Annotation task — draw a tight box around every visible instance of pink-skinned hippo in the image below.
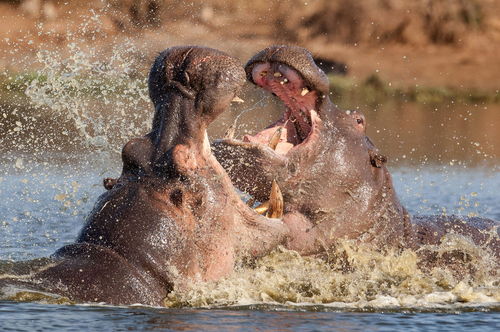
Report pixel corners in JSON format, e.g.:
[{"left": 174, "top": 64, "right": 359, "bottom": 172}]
[
  {"left": 212, "top": 45, "right": 499, "bottom": 259},
  {"left": 1, "top": 46, "right": 289, "bottom": 306}
]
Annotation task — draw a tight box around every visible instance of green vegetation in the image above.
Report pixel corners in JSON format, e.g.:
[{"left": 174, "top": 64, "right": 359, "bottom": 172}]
[
  {"left": 1, "top": 71, "right": 498, "bottom": 107},
  {"left": 329, "top": 74, "right": 500, "bottom": 106},
  {"left": 0, "top": 72, "right": 44, "bottom": 92},
  {"left": 0, "top": 71, "right": 148, "bottom": 100}
]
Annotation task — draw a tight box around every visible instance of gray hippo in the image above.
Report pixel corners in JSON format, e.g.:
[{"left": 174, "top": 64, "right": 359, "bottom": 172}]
[
  {"left": 212, "top": 45, "right": 500, "bottom": 259},
  {"left": 0, "top": 46, "right": 288, "bottom": 306}
]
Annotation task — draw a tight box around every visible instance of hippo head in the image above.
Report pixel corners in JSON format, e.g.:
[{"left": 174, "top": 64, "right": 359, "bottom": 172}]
[
  {"left": 213, "top": 46, "right": 411, "bottom": 254},
  {"left": 243, "top": 45, "right": 330, "bottom": 156},
  {"left": 34, "top": 47, "right": 289, "bottom": 306},
  {"left": 113, "top": 46, "right": 248, "bottom": 179}
]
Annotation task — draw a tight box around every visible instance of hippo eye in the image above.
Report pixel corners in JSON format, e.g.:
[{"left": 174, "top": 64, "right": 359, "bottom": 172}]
[{"left": 356, "top": 117, "right": 363, "bottom": 125}]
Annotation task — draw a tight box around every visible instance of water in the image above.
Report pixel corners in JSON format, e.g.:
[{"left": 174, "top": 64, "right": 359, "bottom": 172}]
[
  {"left": 0, "top": 154, "right": 105, "bottom": 261},
  {"left": 1, "top": 115, "right": 499, "bottom": 330},
  {"left": 1, "top": 20, "right": 499, "bottom": 330},
  {"left": 1, "top": 303, "right": 498, "bottom": 332},
  {"left": 1, "top": 302, "right": 497, "bottom": 332}
]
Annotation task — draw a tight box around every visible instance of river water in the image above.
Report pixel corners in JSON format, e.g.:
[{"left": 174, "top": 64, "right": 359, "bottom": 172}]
[{"left": 1, "top": 46, "right": 499, "bottom": 330}]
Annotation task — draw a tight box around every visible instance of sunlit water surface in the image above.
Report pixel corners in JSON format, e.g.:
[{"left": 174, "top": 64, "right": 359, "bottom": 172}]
[{"left": 1, "top": 123, "right": 499, "bottom": 331}]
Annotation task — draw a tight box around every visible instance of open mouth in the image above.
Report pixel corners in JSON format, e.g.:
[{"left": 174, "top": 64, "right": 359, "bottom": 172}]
[
  {"left": 205, "top": 128, "right": 285, "bottom": 219},
  {"left": 240, "top": 62, "right": 321, "bottom": 155},
  {"left": 210, "top": 61, "right": 323, "bottom": 217}
]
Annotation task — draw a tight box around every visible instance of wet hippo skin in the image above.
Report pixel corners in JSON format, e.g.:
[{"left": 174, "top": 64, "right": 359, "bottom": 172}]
[
  {"left": 212, "top": 45, "right": 500, "bottom": 258},
  {"left": 1, "top": 46, "right": 289, "bottom": 306}
]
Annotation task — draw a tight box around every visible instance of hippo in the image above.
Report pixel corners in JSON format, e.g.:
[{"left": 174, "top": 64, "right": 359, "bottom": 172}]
[
  {"left": 0, "top": 46, "right": 289, "bottom": 306},
  {"left": 212, "top": 45, "right": 500, "bottom": 259}
]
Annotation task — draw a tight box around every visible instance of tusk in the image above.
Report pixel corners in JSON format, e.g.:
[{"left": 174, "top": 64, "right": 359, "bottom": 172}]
[
  {"left": 301, "top": 88, "right": 309, "bottom": 96},
  {"left": 267, "top": 180, "right": 284, "bottom": 219},
  {"left": 231, "top": 96, "right": 245, "bottom": 103},
  {"left": 202, "top": 130, "right": 211, "bottom": 155},
  {"left": 268, "top": 127, "right": 283, "bottom": 150},
  {"left": 273, "top": 72, "right": 282, "bottom": 77},
  {"left": 254, "top": 201, "right": 269, "bottom": 215}
]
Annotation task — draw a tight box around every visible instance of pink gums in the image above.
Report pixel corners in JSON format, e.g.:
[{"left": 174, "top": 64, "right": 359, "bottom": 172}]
[{"left": 243, "top": 62, "right": 318, "bottom": 154}]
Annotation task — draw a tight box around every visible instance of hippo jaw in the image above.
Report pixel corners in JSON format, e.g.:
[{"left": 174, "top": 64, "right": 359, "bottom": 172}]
[
  {"left": 142, "top": 45, "right": 289, "bottom": 222},
  {"left": 240, "top": 62, "right": 324, "bottom": 156},
  {"left": 210, "top": 46, "right": 334, "bottom": 208},
  {"left": 213, "top": 44, "right": 332, "bottom": 164}
]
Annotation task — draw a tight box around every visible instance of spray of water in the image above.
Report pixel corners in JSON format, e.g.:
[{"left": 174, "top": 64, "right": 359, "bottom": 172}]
[
  {"left": 1, "top": 10, "right": 151, "bottom": 156},
  {"left": 165, "top": 240, "right": 499, "bottom": 310}
]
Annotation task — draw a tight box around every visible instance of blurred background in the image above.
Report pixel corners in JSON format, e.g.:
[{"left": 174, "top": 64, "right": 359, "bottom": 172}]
[
  {"left": 2, "top": 0, "right": 500, "bottom": 88},
  {"left": 0, "top": 0, "right": 499, "bottom": 163}
]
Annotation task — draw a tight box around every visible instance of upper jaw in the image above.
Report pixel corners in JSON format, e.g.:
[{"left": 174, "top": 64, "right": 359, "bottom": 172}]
[
  {"left": 245, "top": 45, "right": 330, "bottom": 97},
  {"left": 224, "top": 60, "right": 322, "bottom": 157}
]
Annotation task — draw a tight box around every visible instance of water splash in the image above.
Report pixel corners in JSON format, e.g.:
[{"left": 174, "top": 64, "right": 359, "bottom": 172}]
[
  {"left": 9, "top": 10, "right": 152, "bottom": 154},
  {"left": 165, "top": 241, "right": 499, "bottom": 310}
]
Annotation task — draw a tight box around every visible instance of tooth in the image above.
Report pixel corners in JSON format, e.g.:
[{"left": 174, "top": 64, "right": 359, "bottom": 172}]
[
  {"left": 301, "top": 88, "right": 309, "bottom": 96},
  {"left": 231, "top": 96, "right": 244, "bottom": 103},
  {"left": 273, "top": 72, "right": 282, "bottom": 77},
  {"left": 254, "top": 201, "right": 269, "bottom": 215},
  {"left": 203, "top": 130, "right": 211, "bottom": 155},
  {"left": 267, "top": 180, "right": 284, "bottom": 219},
  {"left": 280, "top": 78, "right": 289, "bottom": 85},
  {"left": 260, "top": 71, "right": 267, "bottom": 77},
  {"left": 268, "top": 127, "right": 283, "bottom": 150}
]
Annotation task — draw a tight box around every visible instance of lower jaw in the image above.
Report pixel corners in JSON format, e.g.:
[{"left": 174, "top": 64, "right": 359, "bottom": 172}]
[
  {"left": 241, "top": 109, "right": 319, "bottom": 156},
  {"left": 206, "top": 140, "right": 285, "bottom": 220},
  {"left": 213, "top": 112, "right": 320, "bottom": 217}
]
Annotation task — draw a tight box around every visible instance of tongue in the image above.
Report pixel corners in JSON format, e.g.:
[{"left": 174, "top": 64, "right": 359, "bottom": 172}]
[
  {"left": 287, "top": 111, "right": 311, "bottom": 142},
  {"left": 243, "top": 126, "right": 282, "bottom": 143}
]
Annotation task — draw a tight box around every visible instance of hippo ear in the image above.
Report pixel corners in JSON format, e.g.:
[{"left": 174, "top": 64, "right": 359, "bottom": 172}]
[{"left": 369, "top": 150, "right": 387, "bottom": 168}]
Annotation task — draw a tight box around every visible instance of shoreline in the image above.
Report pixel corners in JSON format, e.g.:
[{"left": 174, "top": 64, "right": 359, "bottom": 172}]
[{"left": 2, "top": 72, "right": 499, "bottom": 108}]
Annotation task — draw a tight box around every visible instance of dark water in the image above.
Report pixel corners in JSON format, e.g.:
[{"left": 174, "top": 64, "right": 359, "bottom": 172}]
[
  {"left": 1, "top": 302, "right": 499, "bottom": 332},
  {"left": 1, "top": 94, "right": 500, "bottom": 329}
]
